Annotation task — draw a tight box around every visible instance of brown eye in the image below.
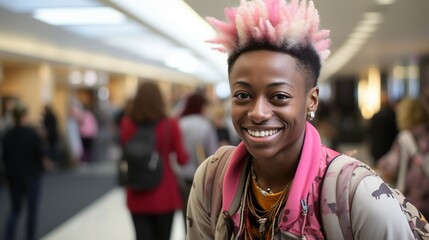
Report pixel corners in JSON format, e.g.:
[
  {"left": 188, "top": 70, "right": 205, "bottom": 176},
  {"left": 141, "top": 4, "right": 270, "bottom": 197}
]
[
  {"left": 272, "top": 93, "right": 289, "bottom": 101},
  {"left": 234, "top": 92, "right": 251, "bottom": 100}
]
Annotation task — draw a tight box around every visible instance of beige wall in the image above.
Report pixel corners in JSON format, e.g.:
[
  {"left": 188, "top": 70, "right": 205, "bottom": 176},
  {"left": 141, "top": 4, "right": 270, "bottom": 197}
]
[
  {"left": 52, "top": 83, "right": 70, "bottom": 135},
  {"left": 109, "top": 75, "right": 131, "bottom": 108},
  {"left": 0, "top": 64, "right": 54, "bottom": 125},
  {"left": 0, "top": 64, "right": 73, "bottom": 135}
]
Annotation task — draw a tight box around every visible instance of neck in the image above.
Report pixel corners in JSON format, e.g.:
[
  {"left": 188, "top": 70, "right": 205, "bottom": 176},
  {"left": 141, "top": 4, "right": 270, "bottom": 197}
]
[{"left": 251, "top": 155, "right": 297, "bottom": 193}]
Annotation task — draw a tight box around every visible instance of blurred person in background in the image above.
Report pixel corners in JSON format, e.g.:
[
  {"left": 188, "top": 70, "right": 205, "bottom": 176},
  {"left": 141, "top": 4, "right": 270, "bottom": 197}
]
[
  {"left": 66, "top": 104, "right": 83, "bottom": 166},
  {"left": 113, "top": 98, "right": 135, "bottom": 147},
  {"left": 377, "top": 98, "right": 429, "bottom": 218},
  {"left": 368, "top": 91, "right": 398, "bottom": 165},
  {"left": 312, "top": 101, "right": 338, "bottom": 148},
  {"left": 0, "top": 98, "right": 17, "bottom": 181},
  {"left": 0, "top": 98, "right": 16, "bottom": 132},
  {"left": 42, "top": 104, "right": 59, "bottom": 168},
  {"left": 211, "top": 102, "right": 232, "bottom": 147},
  {"left": 120, "top": 81, "right": 188, "bottom": 240},
  {"left": 73, "top": 104, "right": 98, "bottom": 164},
  {"left": 2, "top": 104, "right": 45, "bottom": 240},
  {"left": 222, "top": 97, "right": 241, "bottom": 146},
  {"left": 0, "top": 98, "right": 15, "bottom": 186},
  {"left": 177, "top": 92, "right": 219, "bottom": 228}
]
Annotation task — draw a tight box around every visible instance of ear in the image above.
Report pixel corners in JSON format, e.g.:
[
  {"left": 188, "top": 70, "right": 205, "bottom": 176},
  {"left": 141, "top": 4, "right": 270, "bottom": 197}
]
[{"left": 307, "top": 86, "right": 319, "bottom": 113}]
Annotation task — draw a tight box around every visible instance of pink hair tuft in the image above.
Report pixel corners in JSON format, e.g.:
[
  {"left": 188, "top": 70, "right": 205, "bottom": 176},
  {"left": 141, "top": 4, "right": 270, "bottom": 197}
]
[{"left": 206, "top": 0, "right": 331, "bottom": 62}]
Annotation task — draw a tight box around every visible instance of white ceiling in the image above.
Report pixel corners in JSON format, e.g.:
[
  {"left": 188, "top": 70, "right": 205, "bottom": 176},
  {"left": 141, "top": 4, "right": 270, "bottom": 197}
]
[{"left": 0, "top": 0, "right": 428, "bottom": 84}]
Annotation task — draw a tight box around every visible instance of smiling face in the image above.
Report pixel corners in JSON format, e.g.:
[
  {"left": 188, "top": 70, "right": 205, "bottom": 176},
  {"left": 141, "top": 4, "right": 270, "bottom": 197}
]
[{"left": 229, "top": 50, "right": 319, "bottom": 161}]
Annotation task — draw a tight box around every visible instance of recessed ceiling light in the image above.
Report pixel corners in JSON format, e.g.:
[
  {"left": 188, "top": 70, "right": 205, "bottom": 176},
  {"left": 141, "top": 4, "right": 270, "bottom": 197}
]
[
  {"left": 164, "top": 49, "right": 199, "bottom": 73},
  {"left": 83, "top": 70, "right": 98, "bottom": 86},
  {"left": 68, "top": 71, "right": 82, "bottom": 85},
  {"left": 375, "top": 0, "right": 395, "bottom": 5},
  {"left": 362, "top": 12, "right": 383, "bottom": 24},
  {"left": 32, "top": 7, "right": 126, "bottom": 26}
]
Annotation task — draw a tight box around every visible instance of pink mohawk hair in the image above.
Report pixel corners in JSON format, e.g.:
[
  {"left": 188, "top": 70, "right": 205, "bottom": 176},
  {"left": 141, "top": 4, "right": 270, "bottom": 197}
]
[{"left": 206, "top": 0, "right": 331, "bottom": 62}]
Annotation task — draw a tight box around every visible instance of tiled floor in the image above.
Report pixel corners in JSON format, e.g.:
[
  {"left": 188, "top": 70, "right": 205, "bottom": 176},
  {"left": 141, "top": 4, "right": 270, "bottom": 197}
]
[{"left": 40, "top": 187, "right": 185, "bottom": 240}]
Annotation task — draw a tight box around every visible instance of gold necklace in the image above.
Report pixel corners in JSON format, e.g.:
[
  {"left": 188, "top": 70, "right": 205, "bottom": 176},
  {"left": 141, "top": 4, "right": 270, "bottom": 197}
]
[
  {"left": 251, "top": 164, "right": 273, "bottom": 197},
  {"left": 244, "top": 166, "right": 293, "bottom": 239}
]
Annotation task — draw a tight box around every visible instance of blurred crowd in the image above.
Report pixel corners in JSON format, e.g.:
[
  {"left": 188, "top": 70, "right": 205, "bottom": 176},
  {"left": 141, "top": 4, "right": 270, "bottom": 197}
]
[
  {"left": 0, "top": 83, "right": 240, "bottom": 240},
  {"left": 313, "top": 88, "right": 429, "bottom": 219}
]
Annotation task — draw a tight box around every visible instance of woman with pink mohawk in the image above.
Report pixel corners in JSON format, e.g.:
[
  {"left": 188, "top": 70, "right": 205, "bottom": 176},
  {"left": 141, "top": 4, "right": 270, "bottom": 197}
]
[{"left": 186, "top": 0, "right": 427, "bottom": 239}]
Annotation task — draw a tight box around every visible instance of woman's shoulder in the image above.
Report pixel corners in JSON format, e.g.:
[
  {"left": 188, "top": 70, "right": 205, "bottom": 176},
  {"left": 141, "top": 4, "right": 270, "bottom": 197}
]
[
  {"left": 120, "top": 115, "right": 135, "bottom": 127},
  {"left": 180, "top": 114, "right": 209, "bottom": 123},
  {"left": 157, "top": 117, "right": 179, "bottom": 128}
]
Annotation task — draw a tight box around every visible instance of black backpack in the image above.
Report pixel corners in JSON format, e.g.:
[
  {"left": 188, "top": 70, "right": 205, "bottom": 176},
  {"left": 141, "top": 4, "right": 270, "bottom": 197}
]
[{"left": 122, "top": 122, "right": 164, "bottom": 190}]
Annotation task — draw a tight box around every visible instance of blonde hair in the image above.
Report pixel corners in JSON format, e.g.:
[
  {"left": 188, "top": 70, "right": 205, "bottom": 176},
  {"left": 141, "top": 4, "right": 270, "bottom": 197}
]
[{"left": 396, "top": 98, "right": 428, "bottom": 131}]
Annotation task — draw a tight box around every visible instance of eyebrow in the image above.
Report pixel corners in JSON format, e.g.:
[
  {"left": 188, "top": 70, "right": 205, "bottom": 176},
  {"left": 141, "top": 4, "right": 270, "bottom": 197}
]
[{"left": 233, "top": 80, "right": 293, "bottom": 89}]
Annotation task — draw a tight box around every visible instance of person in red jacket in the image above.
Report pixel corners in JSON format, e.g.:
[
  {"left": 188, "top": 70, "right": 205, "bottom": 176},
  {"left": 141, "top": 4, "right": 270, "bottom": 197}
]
[{"left": 120, "top": 81, "right": 188, "bottom": 240}]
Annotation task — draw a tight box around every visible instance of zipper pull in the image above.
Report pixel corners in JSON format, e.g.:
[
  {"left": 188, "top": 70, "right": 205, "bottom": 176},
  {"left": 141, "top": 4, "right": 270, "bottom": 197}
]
[
  {"left": 300, "top": 199, "right": 308, "bottom": 240},
  {"left": 223, "top": 211, "right": 234, "bottom": 239},
  {"left": 300, "top": 199, "right": 308, "bottom": 215}
]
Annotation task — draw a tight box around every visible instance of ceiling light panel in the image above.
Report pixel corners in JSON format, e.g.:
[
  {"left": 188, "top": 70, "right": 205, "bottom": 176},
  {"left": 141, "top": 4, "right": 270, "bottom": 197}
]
[
  {"left": 109, "top": 0, "right": 227, "bottom": 80},
  {"left": 164, "top": 48, "right": 199, "bottom": 73},
  {"left": 64, "top": 20, "right": 150, "bottom": 39},
  {"left": 375, "top": 0, "right": 395, "bottom": 5},
  {"left": 32, "top": 7, "right": 127, "bottom": 26},
  {"left": 103, "top": 33, "right": 178, "bottom": 63},
  {"left": 0, "top": 0, "right": 100, "bottom": 13}
]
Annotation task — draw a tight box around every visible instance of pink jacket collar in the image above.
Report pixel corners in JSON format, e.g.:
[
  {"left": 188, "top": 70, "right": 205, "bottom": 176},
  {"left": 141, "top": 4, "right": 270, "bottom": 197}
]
[{"left": 222, "top": 122, "right": 322, "bottom": 226}]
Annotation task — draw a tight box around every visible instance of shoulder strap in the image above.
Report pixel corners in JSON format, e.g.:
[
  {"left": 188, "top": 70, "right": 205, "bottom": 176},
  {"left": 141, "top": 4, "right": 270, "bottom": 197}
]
[
  {"left": 392, "top": 188, "right": 429, "bottom": 239},
  {"left": 320, "top": 154, "right": 373, "bottom": 240},
  {"left": 203, "top": 145, "right": 236, "bottom": 228},
  {"left": 321, "top": 154, "right": 429, "bottom": 240}
]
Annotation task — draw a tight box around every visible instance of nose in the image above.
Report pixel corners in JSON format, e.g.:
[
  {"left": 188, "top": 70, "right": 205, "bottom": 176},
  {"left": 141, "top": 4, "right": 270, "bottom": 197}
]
[{"left": 248, "top": 98, "right": 272, "bottom": 123}]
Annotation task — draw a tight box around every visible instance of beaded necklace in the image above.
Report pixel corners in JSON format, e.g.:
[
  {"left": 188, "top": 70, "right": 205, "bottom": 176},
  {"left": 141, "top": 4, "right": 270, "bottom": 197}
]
[{"left": 244, "top": 164, "right": 293, "bottom": 239}]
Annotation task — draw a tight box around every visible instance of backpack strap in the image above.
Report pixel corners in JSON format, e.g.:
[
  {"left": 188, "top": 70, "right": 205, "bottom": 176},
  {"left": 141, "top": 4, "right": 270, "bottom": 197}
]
[
  {"left": 320, "top": 154, "right": 374, "bottom": 240},
  {"left": 202, "top": 145, "right": 236, "bottom": 231},
  {"left": 392, "top": 188, "right": 429, "bottom": 239},
  {"left": 321, "top": 154, "right": 429, "bottom": 240}
]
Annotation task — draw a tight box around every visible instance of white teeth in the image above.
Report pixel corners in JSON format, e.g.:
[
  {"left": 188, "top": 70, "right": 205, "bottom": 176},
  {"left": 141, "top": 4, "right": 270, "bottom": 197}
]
[{"left": 247, "top": 129, "right": 279, "bottom": 138}]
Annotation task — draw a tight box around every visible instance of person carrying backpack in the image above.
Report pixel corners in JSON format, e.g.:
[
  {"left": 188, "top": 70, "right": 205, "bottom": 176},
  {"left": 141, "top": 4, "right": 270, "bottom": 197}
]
[
  {"left": 120, "top": 81, "right": 188, "bottom": 240},
  {"left": 186, "top": 0, "right": 429, "bottom": 239}
]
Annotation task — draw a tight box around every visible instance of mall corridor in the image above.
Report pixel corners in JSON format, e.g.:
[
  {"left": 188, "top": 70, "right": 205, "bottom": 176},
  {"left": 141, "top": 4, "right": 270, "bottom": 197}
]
[
  {"left": 0, "top": 144, "right": 186, "bottom": 240},
  {"left": 0, "top": 0, "right": 427, "bottom": 239}
]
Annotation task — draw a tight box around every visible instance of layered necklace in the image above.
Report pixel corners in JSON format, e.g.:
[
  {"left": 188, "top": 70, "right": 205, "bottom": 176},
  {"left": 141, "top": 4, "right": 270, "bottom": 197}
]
[{"left": 243, "top": 164, "right": 293, "bottom": 239}]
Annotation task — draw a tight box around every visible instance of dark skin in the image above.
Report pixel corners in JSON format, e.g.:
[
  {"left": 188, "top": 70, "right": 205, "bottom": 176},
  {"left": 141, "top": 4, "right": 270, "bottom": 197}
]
[{"left": 229, "top": 50, "right": 319, "bottom": 193}]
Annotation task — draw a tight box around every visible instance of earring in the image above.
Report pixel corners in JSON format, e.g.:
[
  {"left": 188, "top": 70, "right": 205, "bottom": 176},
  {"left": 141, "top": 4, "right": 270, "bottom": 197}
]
[{"left": 307, "top": 111, "right": 315, "bottom": 121}]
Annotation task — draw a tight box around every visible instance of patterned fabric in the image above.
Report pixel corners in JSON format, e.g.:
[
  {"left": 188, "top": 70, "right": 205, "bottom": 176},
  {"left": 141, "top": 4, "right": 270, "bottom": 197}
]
[{"left": 321, "top": 155, "right": 421, "bottom": 239}]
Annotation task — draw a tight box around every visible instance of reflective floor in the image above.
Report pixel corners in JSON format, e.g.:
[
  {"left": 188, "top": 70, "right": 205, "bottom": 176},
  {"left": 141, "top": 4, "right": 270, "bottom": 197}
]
[{"left": 40, "top": 188, "right": 185, "bottom": 240}]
